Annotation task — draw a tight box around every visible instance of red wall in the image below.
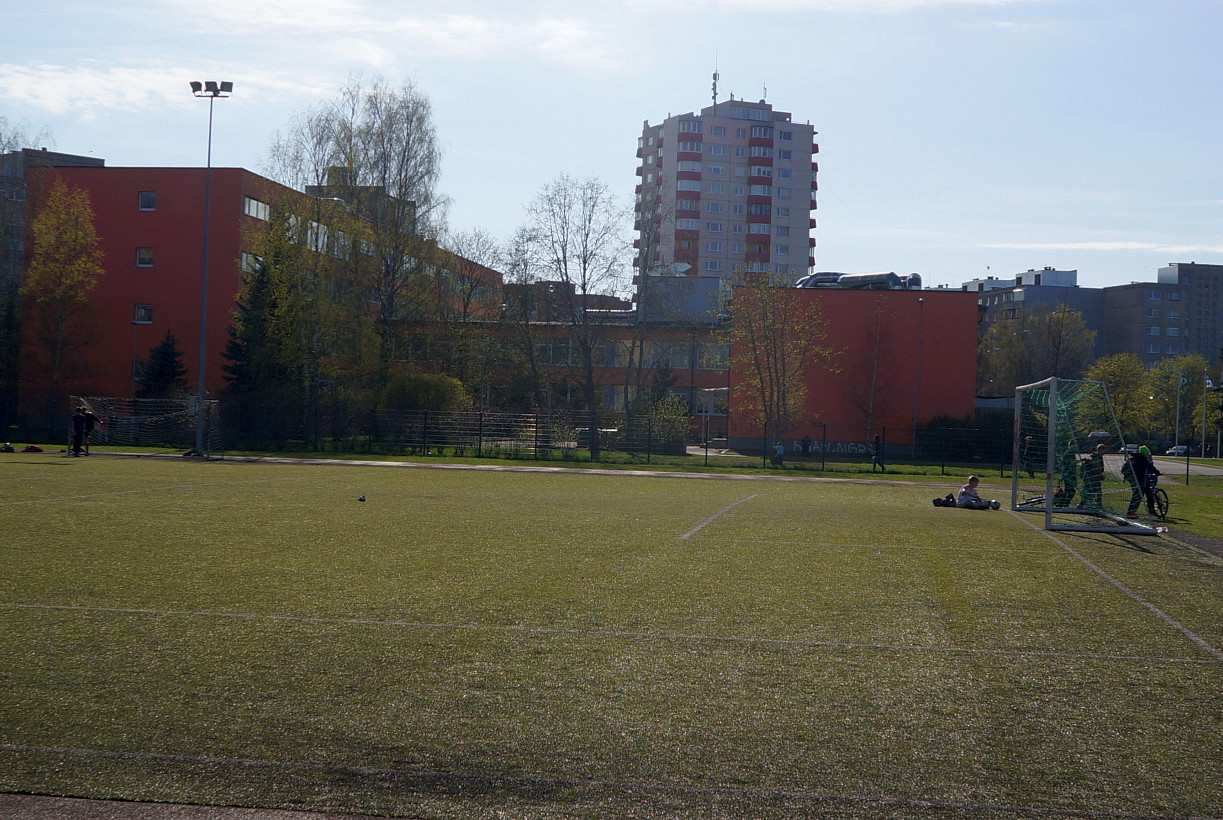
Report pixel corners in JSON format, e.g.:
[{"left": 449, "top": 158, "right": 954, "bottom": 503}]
[
  {"left": 21, "top": 166, "right": 283, "bottom": 414},
  {"left": 728, "top": 287, "right": 979, "bottom": 445}
]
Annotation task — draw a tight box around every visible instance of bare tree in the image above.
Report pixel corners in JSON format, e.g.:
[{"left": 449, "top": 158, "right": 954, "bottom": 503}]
[
  {"left": 843, "top": 294, "right": 904, "bottom": 439},
  {"left": 522, "top": 174, "right": 630, "bottom": 456},
  {"left": 267, "top": 75, "right": 448, "bottom": 386},
  {"left": 724, "top": 273, "right": 837, "bottom": 451}
]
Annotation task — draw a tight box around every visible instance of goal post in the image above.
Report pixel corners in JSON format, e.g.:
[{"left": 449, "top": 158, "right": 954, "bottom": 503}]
[
  {"left": 1012, "top": 378, "right": 1155, "bottom": 534},
  {"left": 70, "top": 396, "right": 223, "bottom": 455}
]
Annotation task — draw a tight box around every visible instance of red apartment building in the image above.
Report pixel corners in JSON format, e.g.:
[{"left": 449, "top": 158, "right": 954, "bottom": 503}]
[
  {"left": 727, "top": 287, "right": 980, "bottom": 449},
  {"left": 21, "top": 166, "right": 288, "bottom": 421}
]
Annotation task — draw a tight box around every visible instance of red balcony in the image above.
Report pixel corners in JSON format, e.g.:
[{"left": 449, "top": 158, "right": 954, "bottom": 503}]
[
  {"left": 812, "top": 143, "right": 819, "bottom": 153},
  {"left": 746, "top": 213, "right": 770, "bottom": 223},
  {"left": 674, "top": 229, "right": 699, "bottom": 241},
  {"left": 745, "top": 251, "right": 770, "bottom": 263},
  {"left": 747, "top": 195, "right": 772, "bottom": 206},
  {"left": 808, "top": 255, "right": 817, "bottom": 266},
  {"left": 677, "top": 151, "right": 702, "bottom": 162},
  {"left": 749, "top": 137, "right": 773, "bottom": 148},
  {"left": 809, "top": 218, "right": 817, "bottom": 229},
  {"left": 677, "top": 171, "right": 702, "bottom": 181}
]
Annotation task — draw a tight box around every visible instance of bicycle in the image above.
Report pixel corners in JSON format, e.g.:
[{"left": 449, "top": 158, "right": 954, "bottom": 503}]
[{"left": 1147, "top": 473, "right": 1169, "bottom": 520}]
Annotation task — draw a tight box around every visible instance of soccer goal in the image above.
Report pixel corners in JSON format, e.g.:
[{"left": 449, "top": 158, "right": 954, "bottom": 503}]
[
  {"left": 70, "top": 396, "right": 223, "bottom": 455},
  {"left": 1012, "top": 378, "right": 1155, "bottom": 534}
]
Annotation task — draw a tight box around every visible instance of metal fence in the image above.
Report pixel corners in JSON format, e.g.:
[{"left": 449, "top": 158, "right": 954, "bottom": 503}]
[{"left": 365, "top": 409, "right": 686, "bottom": 462}]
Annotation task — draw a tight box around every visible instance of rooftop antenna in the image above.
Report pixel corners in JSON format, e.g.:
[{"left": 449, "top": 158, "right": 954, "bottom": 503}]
[
  {"left": 712, "top": 66, "right": 720, "bottom": 107},
  {"left": 762, "top": 82, "right": 768, "bottom": 102}
]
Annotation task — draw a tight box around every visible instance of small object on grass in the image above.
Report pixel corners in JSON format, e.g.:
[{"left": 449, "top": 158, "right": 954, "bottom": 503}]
[
  {"left": 358, "top": 495, "right": 366, "bottom": 502},
  {"left": 989, "top": 500, "right": 1001, "bottom": 510}
]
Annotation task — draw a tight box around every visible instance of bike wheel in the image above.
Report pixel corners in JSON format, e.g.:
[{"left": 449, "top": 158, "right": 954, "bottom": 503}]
[{"left": 1153, "top": 488, "right": 1169, "bottom": 519}]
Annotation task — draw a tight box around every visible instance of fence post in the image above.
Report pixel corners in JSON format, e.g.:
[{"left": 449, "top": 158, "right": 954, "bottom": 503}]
[
  {"left": 646, "top": 417, "right": 652, "bottom": 465},
  {"left": 534, "top": 412, "right": 540, "bottom": 460}
]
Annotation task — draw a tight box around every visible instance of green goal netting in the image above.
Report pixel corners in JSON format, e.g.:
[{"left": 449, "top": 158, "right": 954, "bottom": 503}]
[
  {"left": 1012, "top": 378, "right": 1155, "bottom": 534},
  {"left": 70, "top": 396, "right": 223, "bottom": 455}
]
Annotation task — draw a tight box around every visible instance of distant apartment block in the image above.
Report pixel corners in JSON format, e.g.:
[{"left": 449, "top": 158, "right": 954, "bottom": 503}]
[
  {"left": 634, "top": 96, "right": 817, "bottom": 288},
  {"left": 1158, "top": 262, "right": 1223, "bottom": 362}
]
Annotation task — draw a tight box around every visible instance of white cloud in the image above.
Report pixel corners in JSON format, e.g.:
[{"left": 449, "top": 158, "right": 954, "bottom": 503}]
[
  {"left": 983, "top": 241, "right": 1223, "bottom": 254},
  {"left": 0, "top": 62, "right": 330, "bottom": 116},
  {"left": 629, "top": 0, "right": 1053, "bottom": 11}
]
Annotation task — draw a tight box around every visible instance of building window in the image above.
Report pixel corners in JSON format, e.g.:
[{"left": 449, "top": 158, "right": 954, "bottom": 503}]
[
  {"left": 1146, "top": 308, "right": 1161, "bottom": 318},
  {"left": 706, "top": 222, "right": 724, "bottom": 232},
  {"left": 777, "top": 168, "right": 792, "bottom": 179},
  {"left": 244, "top": 196, "right": 270, "bottom": 221},
  {"left": 707, "top": 164, "right": 726, "bottom": 175},
  {"left": 733, "top": 166, "right": 746, "bottom": 178},
  {"left": 776, "top": 187, "right": 791, "bottom": 198},
  {"left": 1168, "top": 309, "right": 1180, "bottom": 318},
  {"left": 705, "top": 260, "right": 723, "bottom": 271},
  {"left": 710, "top": 125, "right": 726, "bottom": 136},
  {"left": 1147, "top": 344, "right": 1161, "bottom": 354},
  {"left": 732, "top": 242, "right": 745, "bottom": 253},
  {"left": 775, "top": 207, "right": 790, "bottom": 216},
  {"left": 1166, "top": 327, "right": 1180, "bottom": 337},
  {"left": 679, "top": 120, "right": 702, "bottom": 133},
  {"left": 731, "top": 224, "right": 744, "bottom": 234},
  {"left": 1147, "top": 290, "right": 1162, "bottom": 300},
  {"left": 676, "top": 198, "right": 698, "bottom": 211},
  {"left": 733, "top": 185, "right": 745, "bottom": 196},
  {"left": 675, "top": 218, "right": 699, "bottom": 230},
  {"left": 748, "top": 224, "right": 771, "bottom": 235},
  {"left": 749, "top": 185, "right": 772, "bottom": 196},
  {"left": 748, "top": 203, "right": 771, "bottom": 216},
  {"left": 736, "top": 128, "right": 747, "bottom": 138},
  {"left": 706, "top": 240, "right": 724, "bottom": 252},
  {"left": 778, "top": 150, "right": 792, "bottom": 160},
  {"left": 707, "top": 144, "right": 726, "bottom": 156},
  {"left": 779, "top": 130, "right": 793, "bottom": 140},
  {"left": 138, "top": 191, "right": 157, "bottom": 211},
  {"left": 732, "top": 204, "right": 744, "bottom": 215},
  {"left": 1166, "top": 344, "right": 1180, "bottom": 354},
  {"left": 706, "top": 202, "right": 725, "bottom": 213},
  {"left": 1146, "top": 326, "right": 1161, "bottom": 336},
  {"left": 679, "top": 141, "right": 701, "bottom": 152},
  {"left": 734, "top": 147, "right": 746, "bottom": 158},
  {"left": 775, "top": 244, "right": 789, "bottom": 256},
  {"left": 749, "top": 166, "right": 773, "bottom": 177},
  {"left": 776, "top": 226, "right": 790, "bottom": 236},
  {"left": 708, "top": 182, "right": 726, "bottom": 194},
  {"left": 133, "top": 304, "right": 153, "bottom": 324},
  {"left": 750, "top": 126, "right": 773, "bottom": 138},
  {"left": 750, "top": 145, "right": 773, "bottom": 157},
  {"left": 136, "top": 248, "right": 154, "bottom": 267},
  {"left": 677, "top": 160, "right": 701, "bottom": 172},
  {"left": 1168, "top": 291, "right": 1181, "bottom": 300},
  {"left": 677, "top": 180, "right": 701, "bottom": 191}
]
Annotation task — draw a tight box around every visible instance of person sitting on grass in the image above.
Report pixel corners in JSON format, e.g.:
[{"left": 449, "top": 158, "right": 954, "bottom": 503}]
[{"left": 957, "top": 475, "right": 999, "bottom": 510}]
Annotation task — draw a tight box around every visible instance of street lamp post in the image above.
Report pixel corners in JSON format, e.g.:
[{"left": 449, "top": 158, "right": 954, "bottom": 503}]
[{"left": 189, "top": 80, "right": 233, "bottom": 456}]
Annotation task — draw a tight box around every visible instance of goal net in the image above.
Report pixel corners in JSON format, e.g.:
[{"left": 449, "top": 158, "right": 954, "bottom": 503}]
[
  {"left": 1012, "top": 378, "right": 1154, "bottom": 534},
  {"left": 70, "top": 396, "right": 223, "bottom": 455}
]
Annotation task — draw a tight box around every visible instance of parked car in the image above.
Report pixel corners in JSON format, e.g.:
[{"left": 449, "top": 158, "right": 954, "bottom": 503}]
[
  {"left": 1121, "top": 443, "right": 1140, "bottom": 454},
  {"left": 1166, "top": 445, "right": 1189, "bottom": 456}
]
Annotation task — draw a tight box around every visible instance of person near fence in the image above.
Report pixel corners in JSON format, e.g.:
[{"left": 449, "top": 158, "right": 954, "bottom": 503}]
[
  {"left": 1079, "top": 443, "right": 1105, "bottom": 510},
  {"left": 871, "top": 434, "right": 884, "bottom": 472},
  {"left": 70, "top": 407, "right": 87, "bottom": 456},
  {"left": 1130, "top": 445, "right": 1160, "bottom": 516},
  {"left": 1055, "top": 440, "right": 1078, "bottom": 506},
  {"left": 82, "top": 408, "right": 101, "bottom": 455},
  {"left": 1020, "top": 434, "right": 1039, "bottom": 478},
  {"left": 956, "top": 475, "right": 998, "bottom": 510}
]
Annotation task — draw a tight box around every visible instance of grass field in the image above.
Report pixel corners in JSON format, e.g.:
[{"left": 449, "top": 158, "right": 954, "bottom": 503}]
[{"left": 2, "top": 453, "right": 1222, "bottom": 819}]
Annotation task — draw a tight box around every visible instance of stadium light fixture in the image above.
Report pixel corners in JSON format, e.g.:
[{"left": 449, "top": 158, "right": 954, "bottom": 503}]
[{"left": 188, "top": 79, "right": 233, "bottom": 455}]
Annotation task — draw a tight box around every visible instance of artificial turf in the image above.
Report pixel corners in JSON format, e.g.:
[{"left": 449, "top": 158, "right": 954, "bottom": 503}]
[{"left": 1, "top": 453, "right": 1221, "bottom": 819}]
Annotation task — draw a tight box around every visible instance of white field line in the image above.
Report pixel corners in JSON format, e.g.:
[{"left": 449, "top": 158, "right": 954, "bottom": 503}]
[
  {"left": 681, "top": 493, "right": 758, "bottom": 540},
  {"left": 0, "top": 602, "right": 1212, "bottom": 666},
  {"left": 705, "top": 538, "right": 1054, "bottom": 554},
  {"left": 0, "top": 476, "right": 326, "bottom": 508},
  {"left": 1009, "top": 511, "right": 1223, "bottom": 663},
  {"left": 0, "top": 744, "right": 1211, "bottom": 820}
]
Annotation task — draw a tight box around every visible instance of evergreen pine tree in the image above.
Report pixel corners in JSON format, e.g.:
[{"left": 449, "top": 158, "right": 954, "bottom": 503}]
[
  {"left": 222, "top": 256, "right": 296, "bottom": 445},
  {"left": 136, "top": 329, "right": 188, "bottom": 399}
]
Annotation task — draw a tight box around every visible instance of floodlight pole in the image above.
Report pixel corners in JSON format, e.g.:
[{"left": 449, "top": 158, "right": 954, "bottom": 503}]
[{"left": 190, "top": 81, "right": 232, "bottom": 456}]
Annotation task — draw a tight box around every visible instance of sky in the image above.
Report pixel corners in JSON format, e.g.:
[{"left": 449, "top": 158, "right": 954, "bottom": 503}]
[{"left": 3, "top": 0, "right": 1222, "bottom": 290}]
